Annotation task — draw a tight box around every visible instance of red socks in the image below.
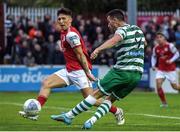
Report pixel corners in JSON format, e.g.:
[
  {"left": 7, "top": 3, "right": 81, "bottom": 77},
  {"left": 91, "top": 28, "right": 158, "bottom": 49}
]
[
  {"left": 157, "top": 88, "right": 167, "bottom": 104},
  {"left": 109, "top": 105, "right": 117, "bottom": 114},
  {"left": 37, "top": 95, "right": 47, "bottom": 107}
]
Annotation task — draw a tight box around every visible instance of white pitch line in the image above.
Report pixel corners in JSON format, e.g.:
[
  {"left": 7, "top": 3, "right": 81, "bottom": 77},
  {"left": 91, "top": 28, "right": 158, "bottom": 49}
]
[
  {"left": 127, "top": 113, "right": 180, "bottom": 120},
  {"left": 1, "top": 102, "right": 180, "bottom": 120}
]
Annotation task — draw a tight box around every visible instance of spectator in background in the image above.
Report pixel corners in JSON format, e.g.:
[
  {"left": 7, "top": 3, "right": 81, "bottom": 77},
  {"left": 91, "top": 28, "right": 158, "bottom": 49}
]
[
  {"left": 145, "top": 33, "right": 154, "bottom": 47},
  {"left": 29, "top": 25, "right": 44, "bottom": 45},
  {"left": 98, "top": 53, "right": 107, "bottom": 65},
  {"left": 32, "top": 43, "right": 45, "bottom": 64},
  {"left": 19, "top": 40, "right": 30, "bottom": 63},
  {"left": 11, "top": 29, "right": 28, "bottom": 64},
  {"left": 83, "top": 35, "right": 92, "bottom": 53},
  {"left": 73, "top": 14, "right": 82, "bottom": 28},
  {"left": 161, "top": 17, "right": 170, "bottom": 38},
  {"left": 144, "top": 46, "right": 152, "bottom": 63},
  {"left": 23, "top": 51, "right": 36, "bottom": 67},
  {"left": 18, "top": 13, "right": 29, "bottom": 33},
  {"left": 84, "top": 19, "right": 94, "bottom": 40},
  {"left": 53, "top": 43, "right": 65, "bottom": 64},
  {"left": 106, "top": 50, "right": 115, "bottom": 67},
  {"left": 45, "top": 34, "right": 56, "bottom": 64},
  {"left": 167, "top": 19, "right": 176, "bottom": 42},
  {"left": 93, "top": 33, "right": 104, "bottom": 50},
  {"left": 175, "top": 25, "right": 180, "bottom": 50},
  {"left": 79, "top": 25, "right": 86, "bottom": 36},
  {"left": 41, "top": 14, "right": 53, "bottom": 42},
  {"left": 5, "top": 15, "right": 14, "bottom": 57}
]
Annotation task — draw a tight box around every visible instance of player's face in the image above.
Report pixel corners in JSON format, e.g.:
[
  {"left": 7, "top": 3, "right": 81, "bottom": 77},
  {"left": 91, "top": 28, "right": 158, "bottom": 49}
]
[
  {"left": 107, "top": 16, "right": 117, "bottom": 32},
  {"left": 156, "top": 34, "right": 165, "bottom": 44},
  {"left": 57, "top": 14, "right": 72, "bottom": 31}
]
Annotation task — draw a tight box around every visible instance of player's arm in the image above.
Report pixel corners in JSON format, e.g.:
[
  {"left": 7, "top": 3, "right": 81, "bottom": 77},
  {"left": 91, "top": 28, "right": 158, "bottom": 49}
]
[
  {"left": 91, "top": 33, "right": 123, "bottom": 59},
  {"left": 73, "top": 47, "right": 96, "bottom": 81},
  {"left": 151, "top": 47, "right": 157, "bottom": 70},
  {"left": 57, "top": 40, "right": 63, "bottom": 52},
  {"left": 66, "top": 32, "right": 96, "bottom": 81},
  {"left": 167, "top": 43, "right": 180, "bottom": 64}
]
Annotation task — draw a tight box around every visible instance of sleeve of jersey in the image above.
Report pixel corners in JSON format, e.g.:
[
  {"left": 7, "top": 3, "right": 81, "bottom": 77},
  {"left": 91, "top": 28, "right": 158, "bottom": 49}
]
[
  {"left": 151, "top": 47, "right": 157, "bottom": 67},
  {"left": 66, "top": 32, "right": 81, "bottom": 48},
  {"left": 169, "top": 43, "right": 179, "bottom": 62},
  {"left": 115, "top": 28, "right": 127, "bottom": 40}
]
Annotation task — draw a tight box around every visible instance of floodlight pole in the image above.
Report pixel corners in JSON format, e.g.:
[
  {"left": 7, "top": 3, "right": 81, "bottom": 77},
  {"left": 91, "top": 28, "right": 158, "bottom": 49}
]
[{"left": 127, "top": 0, "right": 137, "bottom": 25}]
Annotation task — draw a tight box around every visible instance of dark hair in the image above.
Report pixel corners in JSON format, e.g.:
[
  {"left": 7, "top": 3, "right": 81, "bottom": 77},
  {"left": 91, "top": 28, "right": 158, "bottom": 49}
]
[
  {"left": 156, "top": 32, "right": 167, "bottom": 39},
  {"left": 106, "top": 9, "right": 125, "bottom": 21},
  {"left": 57, "top": 7, "right": 72, "bottom": 17}
]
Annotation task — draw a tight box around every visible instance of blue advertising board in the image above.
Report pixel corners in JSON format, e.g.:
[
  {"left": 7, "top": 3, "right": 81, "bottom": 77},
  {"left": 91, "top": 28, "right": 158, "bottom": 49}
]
[
  {"left": 137, "top": 63, "right": 150, "bottom": 88},
  {"left": 0, "top": 66, "right": 98, "bottom": 91}
]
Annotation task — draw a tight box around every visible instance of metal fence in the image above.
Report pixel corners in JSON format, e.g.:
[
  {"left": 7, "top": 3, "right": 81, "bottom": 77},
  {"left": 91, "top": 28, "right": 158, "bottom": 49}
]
[
  {"left": 5, "top": 6, "right": 179, "bottom": 22},
  {"left": 6, "top": 6, "right": 59, "bottom": 22}
]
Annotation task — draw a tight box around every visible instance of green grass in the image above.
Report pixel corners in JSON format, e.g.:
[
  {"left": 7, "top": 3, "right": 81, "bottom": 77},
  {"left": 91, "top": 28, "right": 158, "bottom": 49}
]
[{"left": 1, "top": 91, "right": 180, "bottom": 131}]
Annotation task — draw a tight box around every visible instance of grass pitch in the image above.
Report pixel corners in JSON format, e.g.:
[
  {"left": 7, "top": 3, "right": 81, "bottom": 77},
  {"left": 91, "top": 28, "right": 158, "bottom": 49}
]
[{"left": 0, "top": 91, "right": 180, "bottom": 131}]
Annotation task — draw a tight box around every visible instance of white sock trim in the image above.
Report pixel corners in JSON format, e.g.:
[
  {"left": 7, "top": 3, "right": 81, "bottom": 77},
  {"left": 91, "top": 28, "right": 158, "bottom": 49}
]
[
  {"left": 103, "top": 100, "right": 112, "bottom": 108},
  {"left": 86, "top": 95, "right": 97, "bottom": 105}
]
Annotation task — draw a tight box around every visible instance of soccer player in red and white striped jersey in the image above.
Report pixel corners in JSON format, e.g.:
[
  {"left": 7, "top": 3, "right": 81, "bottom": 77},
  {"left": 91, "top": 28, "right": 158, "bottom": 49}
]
[{"left": 151, "top": 32, "right": 180, "bottom": 107}]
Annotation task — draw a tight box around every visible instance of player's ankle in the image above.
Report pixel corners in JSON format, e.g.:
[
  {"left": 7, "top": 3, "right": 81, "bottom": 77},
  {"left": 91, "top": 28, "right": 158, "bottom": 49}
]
[{"left": 109, "top": 105, "right": 117, "bottom": 114}]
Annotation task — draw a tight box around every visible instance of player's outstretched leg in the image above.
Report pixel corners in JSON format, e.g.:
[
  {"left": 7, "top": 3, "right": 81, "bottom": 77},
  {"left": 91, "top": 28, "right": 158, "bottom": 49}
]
[{"left": 51, "top": 95, "right": 97, "bottom": 125}]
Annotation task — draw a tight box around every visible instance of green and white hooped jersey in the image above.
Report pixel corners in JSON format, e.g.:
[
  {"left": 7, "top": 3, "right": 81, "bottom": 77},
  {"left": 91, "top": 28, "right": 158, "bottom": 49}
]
[{"left": 113, "top": 24, "right": 145, "bottom": 73}]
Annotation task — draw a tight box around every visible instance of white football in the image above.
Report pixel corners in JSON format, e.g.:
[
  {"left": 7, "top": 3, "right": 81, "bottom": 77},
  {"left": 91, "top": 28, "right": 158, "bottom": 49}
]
[{"left": 23, "top": 99, "right": 41, "bottom": 116}]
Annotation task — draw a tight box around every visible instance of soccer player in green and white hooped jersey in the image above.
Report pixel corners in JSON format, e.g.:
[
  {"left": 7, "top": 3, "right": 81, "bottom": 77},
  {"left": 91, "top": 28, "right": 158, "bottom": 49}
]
[{"left": 51, "top": 9, "right": 145, "bottom": 129}]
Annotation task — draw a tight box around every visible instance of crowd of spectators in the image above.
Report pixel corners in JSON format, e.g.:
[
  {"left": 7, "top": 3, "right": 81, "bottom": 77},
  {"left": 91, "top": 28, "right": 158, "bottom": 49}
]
[
  {"left": 142, "top": 16, "right": 180, "bottom": 64},
  {"left": 3, "top": 12, "right": 180, "bottom": 67}
]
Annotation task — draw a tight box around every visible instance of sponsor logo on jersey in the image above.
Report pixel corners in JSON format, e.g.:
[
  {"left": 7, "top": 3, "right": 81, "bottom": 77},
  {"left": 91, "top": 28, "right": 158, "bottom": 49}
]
[
  {"left": 69, "top": 35, "right": 78, "bottom": 41},
  {"left": 129, "top": 51, "right": 144, "bottom": 56}
]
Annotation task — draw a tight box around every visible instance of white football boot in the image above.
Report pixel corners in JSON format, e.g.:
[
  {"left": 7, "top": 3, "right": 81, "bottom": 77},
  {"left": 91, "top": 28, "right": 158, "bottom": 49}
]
[
  {"left": 19, "top": 111, "right": 39, "bottom": 121},
  {"left": 114, "top": 108, "right": 125, "bottom": 125}
]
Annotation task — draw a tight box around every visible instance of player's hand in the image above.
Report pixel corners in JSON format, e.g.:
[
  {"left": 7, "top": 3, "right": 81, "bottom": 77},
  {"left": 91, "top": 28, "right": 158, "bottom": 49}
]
[
  {"left": 166, "top": 60, "right": 172, "bottom": 64},
  {"left": 86, "top": 72, "right": 97, "bottom": 82},
  {"left": 152, "top": 67, "right": 157, "bottom": 71},
  {"left": 57, "top": 40, "right": 63, "bottom": 52},
  {"left": 90, "top": 49, "right": 100, "bottom": 60}
]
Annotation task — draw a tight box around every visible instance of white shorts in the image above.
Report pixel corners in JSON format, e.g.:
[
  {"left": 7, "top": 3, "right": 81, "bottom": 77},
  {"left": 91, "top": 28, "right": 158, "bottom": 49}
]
[
  {"left": 156, "top": 70, "right": 176, "bottom": 83},
  {"left": 54, "top": 69, "right": 92, "bottom": 89}
]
